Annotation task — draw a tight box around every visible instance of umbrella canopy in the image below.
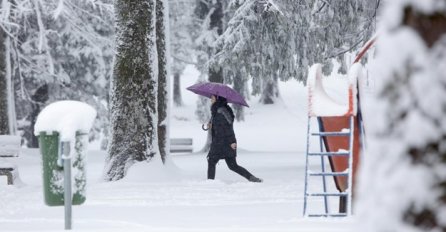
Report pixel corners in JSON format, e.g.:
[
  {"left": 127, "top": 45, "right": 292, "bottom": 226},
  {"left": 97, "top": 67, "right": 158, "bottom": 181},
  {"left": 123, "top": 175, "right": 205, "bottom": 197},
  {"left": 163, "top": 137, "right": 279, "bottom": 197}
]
[{"left": 186, "top": 82, "right": 249, "bottom": 107}]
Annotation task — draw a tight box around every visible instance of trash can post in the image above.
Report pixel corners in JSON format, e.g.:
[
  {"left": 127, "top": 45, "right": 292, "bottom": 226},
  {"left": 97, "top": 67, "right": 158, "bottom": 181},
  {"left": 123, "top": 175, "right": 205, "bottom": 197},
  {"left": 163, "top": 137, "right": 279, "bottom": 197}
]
[{"left": 61, "top": 141, "right": 72, "bottom": 230}]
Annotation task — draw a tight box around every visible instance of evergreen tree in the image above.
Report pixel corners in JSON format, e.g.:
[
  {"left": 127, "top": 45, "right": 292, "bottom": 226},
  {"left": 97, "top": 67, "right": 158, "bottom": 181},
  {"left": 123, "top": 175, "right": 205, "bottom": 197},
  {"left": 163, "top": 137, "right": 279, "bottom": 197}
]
[
  {"left": 1, "top": 0, "right": 114, "bottom": 147},
  {"left": 104, "top": 0, "right": 158, "bottom": 181},
  {"left": 193, "top": 0, "right": 225, "bottom": 83},
  {"left": 207, "top": 0, "right": 224, "bottom": 83},
  {"left": 193, "top": 0, "right": 226, "bottom": 152},
  {"left": 216, "top": 0, "right": 377, "bottom": 105},
  {"left": 169, "top": 0, "right": 195, "bottom": 107}
]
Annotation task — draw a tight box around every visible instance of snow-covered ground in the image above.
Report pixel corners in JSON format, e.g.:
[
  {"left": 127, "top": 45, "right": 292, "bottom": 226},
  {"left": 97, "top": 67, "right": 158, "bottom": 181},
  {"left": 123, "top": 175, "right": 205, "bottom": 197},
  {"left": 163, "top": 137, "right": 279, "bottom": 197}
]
[{"left": 0, "top": 66, "right": 359, "bottom": 231}]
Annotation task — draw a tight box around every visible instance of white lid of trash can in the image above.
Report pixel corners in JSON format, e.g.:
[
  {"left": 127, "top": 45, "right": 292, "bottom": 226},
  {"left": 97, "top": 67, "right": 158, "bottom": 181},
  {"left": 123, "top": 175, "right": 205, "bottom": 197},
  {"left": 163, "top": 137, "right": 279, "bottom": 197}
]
[{"left": 34, "top": 100, "right": 97, "bottom": 142}]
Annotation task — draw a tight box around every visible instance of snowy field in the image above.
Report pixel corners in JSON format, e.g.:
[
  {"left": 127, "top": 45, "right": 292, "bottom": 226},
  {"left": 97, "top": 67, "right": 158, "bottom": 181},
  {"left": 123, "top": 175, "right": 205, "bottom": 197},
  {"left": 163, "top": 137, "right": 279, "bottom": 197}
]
[{"left": 0, "top": 66, "right": 360, "bottom": 231}]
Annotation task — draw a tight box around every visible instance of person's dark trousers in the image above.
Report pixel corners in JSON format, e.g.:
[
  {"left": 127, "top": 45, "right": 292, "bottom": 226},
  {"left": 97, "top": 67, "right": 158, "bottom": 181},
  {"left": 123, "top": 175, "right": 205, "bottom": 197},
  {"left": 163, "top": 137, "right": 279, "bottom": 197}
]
[{"left": 207, "top": 156, "right": 254, "bottom": 180}]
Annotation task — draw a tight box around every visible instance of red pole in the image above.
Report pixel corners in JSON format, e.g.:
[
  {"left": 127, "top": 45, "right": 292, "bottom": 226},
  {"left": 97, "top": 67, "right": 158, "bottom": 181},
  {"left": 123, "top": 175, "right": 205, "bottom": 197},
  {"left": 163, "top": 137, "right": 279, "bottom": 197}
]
[{"left": 353, "top": 36, "right": 377, "bottom": 63}]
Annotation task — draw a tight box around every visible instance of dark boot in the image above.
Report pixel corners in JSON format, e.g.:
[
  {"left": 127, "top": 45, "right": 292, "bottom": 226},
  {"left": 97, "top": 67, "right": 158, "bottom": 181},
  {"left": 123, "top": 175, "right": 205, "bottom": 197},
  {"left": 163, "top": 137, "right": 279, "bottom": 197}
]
[{"left": 249, "top": 176, "right": 263, "bottom": 183}]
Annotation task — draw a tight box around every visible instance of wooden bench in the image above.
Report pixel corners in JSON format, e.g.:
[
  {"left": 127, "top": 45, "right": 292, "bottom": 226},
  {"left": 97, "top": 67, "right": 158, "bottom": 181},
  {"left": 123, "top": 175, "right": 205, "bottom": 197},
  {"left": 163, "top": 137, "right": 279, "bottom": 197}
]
[
  {"left": 170, "top": 138, "right": 193, "bottom": 153},
  {"left": 0, "top": 135, "right": 21, "bottom": 185}
]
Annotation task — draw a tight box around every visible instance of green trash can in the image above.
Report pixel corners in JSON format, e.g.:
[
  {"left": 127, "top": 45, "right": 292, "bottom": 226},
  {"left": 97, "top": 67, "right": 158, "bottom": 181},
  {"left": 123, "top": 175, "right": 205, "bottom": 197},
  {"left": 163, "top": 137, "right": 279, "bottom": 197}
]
[{"left": 38, "top": 131, "right": 88, "bottom": 206}]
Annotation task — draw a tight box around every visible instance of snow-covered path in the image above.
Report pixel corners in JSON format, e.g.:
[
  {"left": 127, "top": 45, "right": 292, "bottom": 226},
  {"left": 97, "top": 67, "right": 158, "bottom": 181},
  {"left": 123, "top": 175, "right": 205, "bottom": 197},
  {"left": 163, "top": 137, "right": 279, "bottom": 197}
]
[{"left": 0, "top": 149, "right": 352, "bottom": 231}]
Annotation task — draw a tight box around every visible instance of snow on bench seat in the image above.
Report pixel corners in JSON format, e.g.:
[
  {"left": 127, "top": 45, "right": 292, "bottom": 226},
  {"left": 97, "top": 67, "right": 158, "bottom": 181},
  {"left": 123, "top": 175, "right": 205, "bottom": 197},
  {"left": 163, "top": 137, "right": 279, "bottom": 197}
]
[
  {"left": 0, "top": 135, "right": 21, "bottom": 185},
  {"left": 0, "top": 135, "right": 21, "bottom": 157},
  {"left": 170, "top": 138, "right": 193, "bottom": 153}
]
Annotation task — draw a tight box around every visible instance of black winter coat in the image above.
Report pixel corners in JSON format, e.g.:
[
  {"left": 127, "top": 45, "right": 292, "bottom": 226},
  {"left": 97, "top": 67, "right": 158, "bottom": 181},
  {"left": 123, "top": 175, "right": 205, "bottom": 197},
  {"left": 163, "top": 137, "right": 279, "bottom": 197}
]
[{"left": 208, "top": 106, "right": 237, "bottom": 159}]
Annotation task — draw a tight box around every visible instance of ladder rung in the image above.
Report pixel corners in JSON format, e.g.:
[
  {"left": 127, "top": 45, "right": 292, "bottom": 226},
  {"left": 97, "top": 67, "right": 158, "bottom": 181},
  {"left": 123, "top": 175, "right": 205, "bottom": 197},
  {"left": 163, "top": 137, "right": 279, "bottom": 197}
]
[
  {"left": 308, "top": 213, "right": 348, "bottom": 217},
  {"left": 308, "top": 192, "right": 348, "bottom": 197},
  {"left": 309, "top": 172, "right": 348, "bottom": 177},
  {"left": 311, "top": 132, "right": 350, "bottom": 136},
  {"left": 308, "top": 152, "right": 349, "bottom": 156}
]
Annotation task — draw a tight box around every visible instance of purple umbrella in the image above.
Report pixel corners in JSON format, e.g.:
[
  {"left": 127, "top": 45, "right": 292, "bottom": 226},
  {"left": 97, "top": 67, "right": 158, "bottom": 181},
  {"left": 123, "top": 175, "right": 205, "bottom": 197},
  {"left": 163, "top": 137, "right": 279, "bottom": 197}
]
[{"left": 186, "top": 82, "right": 249, "bottom": 107}]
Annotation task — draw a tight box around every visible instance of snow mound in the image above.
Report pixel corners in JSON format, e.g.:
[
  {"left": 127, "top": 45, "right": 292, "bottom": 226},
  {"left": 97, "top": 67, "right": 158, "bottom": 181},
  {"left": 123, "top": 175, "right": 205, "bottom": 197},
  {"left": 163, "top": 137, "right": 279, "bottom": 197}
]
[
  {"left": 123, "top": 156, "right": 183, "bottom": 182},
  {"left": 34, "top": 100, "right": 97, "bottom": 141}
]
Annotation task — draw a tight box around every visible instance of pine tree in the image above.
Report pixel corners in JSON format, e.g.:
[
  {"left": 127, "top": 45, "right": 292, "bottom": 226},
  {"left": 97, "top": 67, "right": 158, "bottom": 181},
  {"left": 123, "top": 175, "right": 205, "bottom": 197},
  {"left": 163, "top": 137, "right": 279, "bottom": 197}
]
[
  {"left": 216, "top": 0, "right": 377, "bottom": 105},
  {"left": 192, "top": 0, "right": 226, "bottom": 152},
  {"left": 207, "top": 0, "right": 224, "bottom": 83},
  {"left": 169, "top": 0, "right": 195, "bottom": 107},
  {"left": 104, "top": 0, "right": 159, "bottom": 181},
  {"left": 2, "top": 0, "right": 114, "bottom": 147},
  {"left": 357, "top": 1, "right": 446, "bottom": 231}
]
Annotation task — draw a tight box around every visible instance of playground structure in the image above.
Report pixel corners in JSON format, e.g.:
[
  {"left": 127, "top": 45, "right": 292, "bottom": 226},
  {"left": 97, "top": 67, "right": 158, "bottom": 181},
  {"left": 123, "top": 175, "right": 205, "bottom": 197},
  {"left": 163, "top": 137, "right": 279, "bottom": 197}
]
[{"left": 303, "top": 37, "right": 375, "bottom": 217}]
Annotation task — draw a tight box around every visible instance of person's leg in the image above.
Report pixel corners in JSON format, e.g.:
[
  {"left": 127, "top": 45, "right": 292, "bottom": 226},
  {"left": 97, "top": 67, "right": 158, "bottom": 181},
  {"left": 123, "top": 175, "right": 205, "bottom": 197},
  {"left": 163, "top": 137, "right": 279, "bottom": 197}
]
[
  {"left": 207, "top": 157, "right": 218, "bottom": 179},
  {"left": 224, "top": 157, "right": 255, "bottom": 180}
]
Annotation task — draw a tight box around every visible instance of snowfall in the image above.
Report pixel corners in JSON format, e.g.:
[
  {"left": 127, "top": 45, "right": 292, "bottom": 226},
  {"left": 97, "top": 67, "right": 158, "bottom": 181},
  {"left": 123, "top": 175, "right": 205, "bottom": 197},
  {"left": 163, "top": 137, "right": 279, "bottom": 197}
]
[{"left": 0, "top": 65, "right": 374, "bottom": 231}]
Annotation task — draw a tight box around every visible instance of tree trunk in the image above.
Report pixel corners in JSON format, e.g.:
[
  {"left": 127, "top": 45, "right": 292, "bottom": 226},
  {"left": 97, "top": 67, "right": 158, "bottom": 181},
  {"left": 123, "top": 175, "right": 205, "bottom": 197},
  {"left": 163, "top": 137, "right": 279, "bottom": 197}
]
[
  {"left": 260, "top": 74, "right": 279, "bottom": 104},
  {"left": 26, "top": 84, "right": 49, "bottom": 148},
  {"left": 157, "top": 0, "right": 168, "bottom": 164},
  {"left": 105, "top": 0, "right": 158, "bottom": 181},
  {"left": 0, "top": 17, "right": 9, "bottom": 135},
  {"left": 173, "top": 72, "right": 183, "bottom": 106},
  {"left": 233, "top": 71, "right": 245, "bottom": 121}
]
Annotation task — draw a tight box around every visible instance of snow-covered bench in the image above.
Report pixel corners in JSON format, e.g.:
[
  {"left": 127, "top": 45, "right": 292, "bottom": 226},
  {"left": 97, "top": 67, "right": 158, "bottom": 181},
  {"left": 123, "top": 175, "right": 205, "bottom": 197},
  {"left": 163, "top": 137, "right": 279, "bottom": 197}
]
[
  {"left": 0, "top": 135, "right": 21, "bottom": 185},
  {"left": 170, "top": 138, "right": 193, "bottom": 153},
  {"left": 0, "top": 135, "right": 21, "bottom": 157}
]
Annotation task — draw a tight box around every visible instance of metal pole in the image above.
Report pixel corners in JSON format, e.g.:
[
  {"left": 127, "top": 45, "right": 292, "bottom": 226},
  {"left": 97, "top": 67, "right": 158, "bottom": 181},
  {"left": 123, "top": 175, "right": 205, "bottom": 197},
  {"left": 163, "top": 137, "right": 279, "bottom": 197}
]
[
  {"left": 319, "top": 136, "right": 329, "bottom": 214},
  {"left": 347, "top": 116, "right": 355, "bottom": 216},
  {"left": 62, "top": 141, "right": 72, "bottom": 230},
  {"left": 303, "top": 116, "right": 311, "bottom": 216}
]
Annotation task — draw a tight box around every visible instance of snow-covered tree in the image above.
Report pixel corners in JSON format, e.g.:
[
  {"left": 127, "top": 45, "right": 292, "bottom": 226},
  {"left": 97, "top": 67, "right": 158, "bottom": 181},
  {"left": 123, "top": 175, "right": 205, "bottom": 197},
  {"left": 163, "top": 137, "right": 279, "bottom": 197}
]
[
  {"left": 219, "top": 1, "right": 250, "bottom": 119},
  {"left": 0, "top": 0, "right": 17, "bottom": 135},
  {"left": 191, "top": 0, "right": 227, "bottom": 152},
  {"left": 157, "top": 0, "right": 169, "bottom": 163},
  {"left": 0, "top": 0, "right": 113, "bottom": 147},
  {"left": 216, "top": 0, "right": 377, "bottom": 105},
  {"left": 193, "top": 0, "right": 225, "bottom": 122},
  {"left": 169, "top": 0, "right": 195, "bottom": 107},
  {"left": 356, "top": 0, "right": 446, "bottom": 231},
  {"left": 104, "top": 0, "right": 159, "bottom": 181}
]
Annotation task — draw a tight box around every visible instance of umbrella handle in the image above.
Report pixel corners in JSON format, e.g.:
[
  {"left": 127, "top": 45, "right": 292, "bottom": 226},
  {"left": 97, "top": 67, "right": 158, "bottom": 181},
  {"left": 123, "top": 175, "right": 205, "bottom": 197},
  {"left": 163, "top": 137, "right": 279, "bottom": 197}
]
[{"left": 202, "top": 124, "right": 209, "bottom": 131}]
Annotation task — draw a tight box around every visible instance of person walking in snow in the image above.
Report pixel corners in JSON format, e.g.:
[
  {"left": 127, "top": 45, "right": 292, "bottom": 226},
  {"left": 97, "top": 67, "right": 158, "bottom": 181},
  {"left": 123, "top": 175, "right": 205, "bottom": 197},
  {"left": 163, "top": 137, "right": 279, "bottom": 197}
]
[{"left": 205, "top": 95, "right": 262, "bottom": 182}]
